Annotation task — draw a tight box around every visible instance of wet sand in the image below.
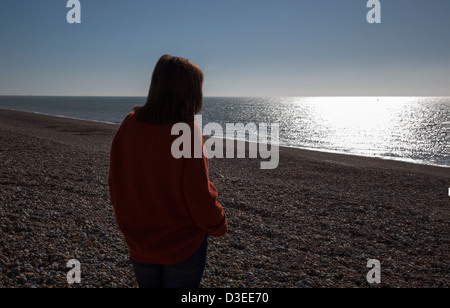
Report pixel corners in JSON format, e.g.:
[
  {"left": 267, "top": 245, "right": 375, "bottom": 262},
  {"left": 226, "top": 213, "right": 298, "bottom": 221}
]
[{"left": 0, "top": 109, "right": 448, "bottom": 288}]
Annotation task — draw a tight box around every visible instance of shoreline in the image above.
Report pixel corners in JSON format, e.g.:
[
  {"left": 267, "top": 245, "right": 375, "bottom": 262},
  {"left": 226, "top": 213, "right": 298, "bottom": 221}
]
[
  {"left": 1, "top": 107, "right": 448, "bottom": 172},
  {"left": 0, "top": 108, "right": 449, "bottom": 288}
]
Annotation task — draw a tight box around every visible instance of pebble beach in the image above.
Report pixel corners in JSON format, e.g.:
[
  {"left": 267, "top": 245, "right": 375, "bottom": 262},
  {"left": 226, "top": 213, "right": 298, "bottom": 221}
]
[{"left": 0, "top": 108, "right": 449, "bottom": 288}]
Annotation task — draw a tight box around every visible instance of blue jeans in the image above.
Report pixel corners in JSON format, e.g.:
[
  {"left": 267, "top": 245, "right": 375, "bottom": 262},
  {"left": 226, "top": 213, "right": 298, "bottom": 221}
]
[{"left": 130, "top": 236, "right": 208, "bottom": 288}]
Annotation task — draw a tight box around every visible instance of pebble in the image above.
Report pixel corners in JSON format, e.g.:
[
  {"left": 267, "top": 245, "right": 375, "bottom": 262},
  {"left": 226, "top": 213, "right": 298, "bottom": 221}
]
[{"left": 0, "top": 110, "right": 448, "bottom": 288}]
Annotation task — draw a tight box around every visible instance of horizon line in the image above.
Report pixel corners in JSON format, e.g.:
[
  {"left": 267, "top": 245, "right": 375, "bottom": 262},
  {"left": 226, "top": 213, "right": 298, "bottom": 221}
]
[{"left": 1, "top": 95, "right": 449, "bottom": 98}]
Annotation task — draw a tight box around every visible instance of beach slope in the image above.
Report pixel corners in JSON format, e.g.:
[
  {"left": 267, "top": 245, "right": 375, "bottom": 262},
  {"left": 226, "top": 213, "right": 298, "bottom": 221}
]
[{"left": 0, "top": 109, "right": 448, "bottom": 288}]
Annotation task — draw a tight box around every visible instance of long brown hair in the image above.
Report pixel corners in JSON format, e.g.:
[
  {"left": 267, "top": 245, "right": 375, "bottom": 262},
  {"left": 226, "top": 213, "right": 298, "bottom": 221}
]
[{"left": 135, "top": 55, "right": 204, "bottom": 125}]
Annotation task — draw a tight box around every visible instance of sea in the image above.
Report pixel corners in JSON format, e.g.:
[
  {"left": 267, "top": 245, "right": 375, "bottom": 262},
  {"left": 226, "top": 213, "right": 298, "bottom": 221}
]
[{"left": 0, "top": 96, "right": 449, "bottom": 168}]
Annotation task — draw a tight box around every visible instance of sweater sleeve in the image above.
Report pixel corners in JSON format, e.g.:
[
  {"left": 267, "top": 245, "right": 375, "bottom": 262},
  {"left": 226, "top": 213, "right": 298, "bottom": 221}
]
[{"left": 182, "top": 129, "right": 228, "bottom": 237}]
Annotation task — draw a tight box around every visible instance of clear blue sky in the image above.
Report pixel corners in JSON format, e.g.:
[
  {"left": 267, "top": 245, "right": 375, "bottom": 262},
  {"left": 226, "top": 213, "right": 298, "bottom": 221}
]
[{"left": 0, "top": 0, "right": 449, "bottom": 96}]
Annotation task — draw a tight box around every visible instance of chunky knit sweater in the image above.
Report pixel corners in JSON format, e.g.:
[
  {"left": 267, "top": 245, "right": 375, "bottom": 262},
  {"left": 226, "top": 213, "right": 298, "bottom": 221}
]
[{"left": 108, "top": 112, "right": 227, "bottom": 265}]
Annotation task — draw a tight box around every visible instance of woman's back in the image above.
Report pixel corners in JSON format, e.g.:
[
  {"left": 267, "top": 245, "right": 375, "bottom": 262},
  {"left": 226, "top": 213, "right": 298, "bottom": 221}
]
[{"left": 109, "top": 112, "right": 227, "bottom": 265}]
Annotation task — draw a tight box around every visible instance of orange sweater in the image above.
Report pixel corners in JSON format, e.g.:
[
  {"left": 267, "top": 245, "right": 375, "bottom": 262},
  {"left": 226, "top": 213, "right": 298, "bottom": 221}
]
[{"left": 108, "top": 112, "right": 227, "bottom": 265}]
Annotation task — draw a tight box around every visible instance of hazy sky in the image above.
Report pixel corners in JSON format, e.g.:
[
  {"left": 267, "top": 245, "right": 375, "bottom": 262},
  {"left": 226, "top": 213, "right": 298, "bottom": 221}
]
[{"left": 0, "top": 0, "right": 449, "bottom": 97}]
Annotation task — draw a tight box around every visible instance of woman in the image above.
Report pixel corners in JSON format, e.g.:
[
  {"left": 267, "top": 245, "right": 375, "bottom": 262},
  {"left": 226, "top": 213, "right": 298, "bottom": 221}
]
[{"left": 108, "top": 55, "right": 228, "bottom": 288}]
